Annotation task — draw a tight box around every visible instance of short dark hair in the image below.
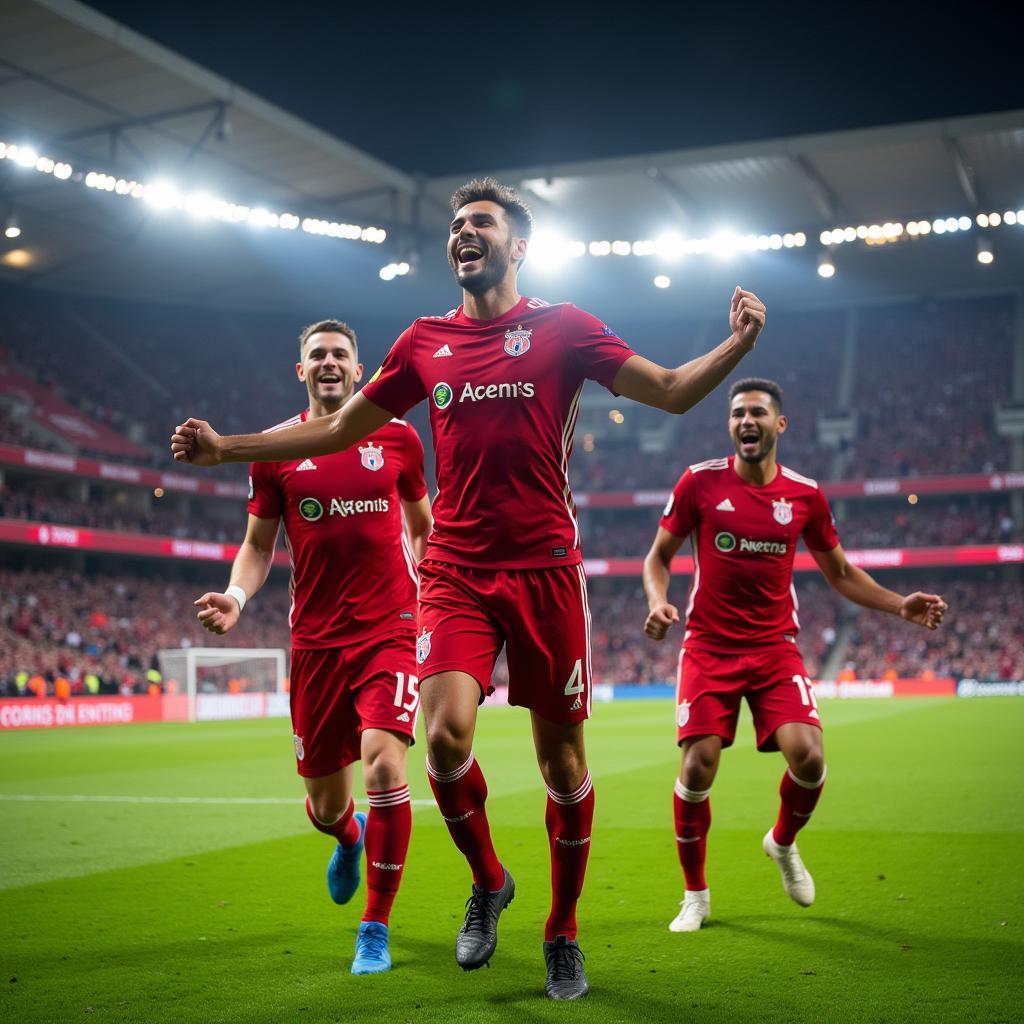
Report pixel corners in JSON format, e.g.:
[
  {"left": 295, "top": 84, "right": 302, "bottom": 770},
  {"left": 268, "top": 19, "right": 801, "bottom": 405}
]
[
  {"left": 298, "top": 319, "right": 357, "bottom": 360},
  {"left": 450, "top": 177, "right": 533, "bottom": 238},
  {"left": 728, "top": 377, "right": 784, "bottom": 413}
]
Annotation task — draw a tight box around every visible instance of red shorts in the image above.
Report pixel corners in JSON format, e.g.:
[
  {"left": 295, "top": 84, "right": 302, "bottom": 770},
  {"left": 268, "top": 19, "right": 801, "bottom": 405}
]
[
  {"left": 675, "top": 645, "right": 823, "bottom": 752},
  {"left": 415, "top": 559, "right": 593, "bottom": 724},
  {"left": 290, "top": 629, "right": 418, "bottom": 778}
]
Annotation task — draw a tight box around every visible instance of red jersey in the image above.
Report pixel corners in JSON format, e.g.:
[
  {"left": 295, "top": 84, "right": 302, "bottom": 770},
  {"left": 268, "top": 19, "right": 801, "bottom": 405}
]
[
  {"left": 248, "top": 411, "right": 427, "bottom": 649},
  {"left": 361, "top": 296, "right": 635, "bottom": 569},
  {"left": 660, "top": 456, "right": 840, "bottom": 652}
]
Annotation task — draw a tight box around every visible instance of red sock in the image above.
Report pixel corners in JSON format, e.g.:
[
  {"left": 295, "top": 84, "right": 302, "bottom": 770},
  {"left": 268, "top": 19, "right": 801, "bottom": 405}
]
[
  {"left": 362, "top": 785, "right": 412, "bottom": 926},
  {"left": 426, "top": 753, "right": 504, "bottom": 891},
  {"left": 544, "top": 772, "right": 595, "bottom": 942},
  {"left": 673, "top": 779, "right": 711, "bottom": 891},
  {"left": 773, "top": 766, "right": 826, "bottom": 846},
  {"left": 305, "top": 795, "right": 360, "bottom": 846}
]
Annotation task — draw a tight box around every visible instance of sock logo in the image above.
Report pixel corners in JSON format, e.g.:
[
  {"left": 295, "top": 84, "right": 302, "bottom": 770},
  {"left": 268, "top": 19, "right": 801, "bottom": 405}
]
[
  {"left": 555, "top": 836, "right": 591, "bottom": 847},
  {"left": 371, "top": 861, "right": 404, "bottom": 870},
  {"left": 442, "top": 810, "right": 474, "bottom": 823}
]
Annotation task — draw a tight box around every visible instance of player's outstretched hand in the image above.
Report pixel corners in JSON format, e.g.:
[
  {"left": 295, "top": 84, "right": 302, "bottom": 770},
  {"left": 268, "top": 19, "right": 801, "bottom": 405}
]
[
  {"left": 729, "top": 286, "right": 766, "bottom": 350},
  {"left": 171, "top": 418, "right": 223, "bottom": 467},
  {"left": 194, "top": 592, "right": 241, "bottom": 635},
  {"left": 644, "top": 601, "right": 680, "bottom": 641},
  {"left": 899, "top": 592, "right": 948, "bottom": 630}
]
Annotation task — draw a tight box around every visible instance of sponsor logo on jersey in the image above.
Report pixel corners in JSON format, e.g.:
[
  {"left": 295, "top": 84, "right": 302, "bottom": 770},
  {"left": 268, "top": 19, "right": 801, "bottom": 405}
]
[
  {"left": 433, "top": 344, "right": 453, "bottom": 358},
  {"left": 299, "top": 497, "right": 324, "bottom": 522},
  {"left": 714, "top": 531, "right": 737, "bottom": 552},
  {"left": 359, "top": 443, "right": 384, "bottom": 471},
  {"left": 328, "top": 497, "right": 390, "bottom": 517},
  {"left": 677, "top": 700, "right": 691, "bottom": 727},
  {"left": 739, "top": 538, "right": 789, "bottom": 554},
  {"left": 716, "top": 498, "right": 735, "bottom": 512},
  {"left": 433, "top": 382, "right": 453, "bottom": 408},
  {"left": 293, "top": 734, "right": 305, "bottom": 760},
  {"left": 416, "top": 630, "right": 432, "bottom": 665},
  {"left": 503, "top": 325, "right": 532, "bottom": 357},
  {"left": 458, "top": 380, "right": 536, "bottom": 402},
  {"left": 296, "top": 458, "right": 317, "bottom": 471},
  {"left": 772, "top": 497, "right": 794, "bottom": 525}
]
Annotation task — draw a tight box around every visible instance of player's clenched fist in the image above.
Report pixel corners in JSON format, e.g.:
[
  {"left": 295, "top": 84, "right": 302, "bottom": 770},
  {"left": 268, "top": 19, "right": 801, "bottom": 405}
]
[
  {"left": 899, "top": 592, "right": 948, "bottom": 631},
  {"left": 171, "top": 417, "right": 223, "bottom": 466},
  {"left": 194, "top": 592, "right": 241, "bottom": 635},
  {"left": 729, "top": 286, "right": 766, "bottom": 351},
  {"left": 644, "top": 601, "right": 680, "bottom": 641}
]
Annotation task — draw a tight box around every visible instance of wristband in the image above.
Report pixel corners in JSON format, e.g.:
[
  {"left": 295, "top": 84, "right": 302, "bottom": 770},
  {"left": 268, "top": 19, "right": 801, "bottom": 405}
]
[{"left": 225, "top": 585, "right": 247, "bottom": 613}]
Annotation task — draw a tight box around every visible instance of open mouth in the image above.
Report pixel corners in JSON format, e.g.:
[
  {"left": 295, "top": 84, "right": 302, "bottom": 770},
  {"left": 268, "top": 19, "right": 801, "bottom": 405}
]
[
  {"left": 319, "top": 375, "right": 341, "bottom": 386},
  {"left": 740, "top": 431, "right": 760, "bottom": 445},
  {"left": 457, "top": 244, "right": 483, "bottom": 267}
]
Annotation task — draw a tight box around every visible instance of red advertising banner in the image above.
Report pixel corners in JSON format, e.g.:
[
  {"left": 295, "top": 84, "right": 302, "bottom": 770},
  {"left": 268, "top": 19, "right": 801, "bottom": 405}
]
[
  {"left": 0, "top": 364, "right": 149, "bottom": 459},
  {"left": 0, "top": 696, "right": 166, "bottom": 730},
  {"left": 1, "top": 517, "right": 1020, "bottom": 572},
  {"left": 0, "top": 442, "right": 248, "bottom": 499}
]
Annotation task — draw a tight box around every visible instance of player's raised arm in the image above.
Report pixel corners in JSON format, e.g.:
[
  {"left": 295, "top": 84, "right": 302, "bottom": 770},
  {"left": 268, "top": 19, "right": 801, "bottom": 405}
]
[
  {"left": 811, "top": 544, "right": 948, "bottom": 630},
  {"left": 643, "top": 527, "right": 685, "bottom": 641},
  {"left": 195, "top": 513, "right": 280, "bottom": 635},
  {"left": 171, "top": 391, "right": 393, "bottom": 467},
  {"left": 613, "top": 287, "right": 766, "bottom": 414}
]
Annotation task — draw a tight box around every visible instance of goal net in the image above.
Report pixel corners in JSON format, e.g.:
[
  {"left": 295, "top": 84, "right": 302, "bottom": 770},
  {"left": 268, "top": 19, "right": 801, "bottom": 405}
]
[{"left": 158, "top": 648, "right": 288, "bottom": 722}]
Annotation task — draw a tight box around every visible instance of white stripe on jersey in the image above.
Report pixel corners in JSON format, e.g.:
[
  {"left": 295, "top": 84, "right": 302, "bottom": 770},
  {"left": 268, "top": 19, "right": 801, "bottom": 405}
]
[
  {"left": 264, "top": 413, "right": 304, "bottom": 434},
  {"left": 780, "top": 466, "right": 819, "bottom": 489},
  {"left": 685, "top": 531, "right": 701, "bottom": 620},
  {"left": 689, "top": 458, "right": 729, "bottom": 473},
  {"left": 560, "top": 382, "right": 585, "bottom": 551},
  {"left": 400, "top": 529, "right": 419, "bottom": 587},
  {"left": 790, "top": 582, "right": 801, "bottom": 629}
]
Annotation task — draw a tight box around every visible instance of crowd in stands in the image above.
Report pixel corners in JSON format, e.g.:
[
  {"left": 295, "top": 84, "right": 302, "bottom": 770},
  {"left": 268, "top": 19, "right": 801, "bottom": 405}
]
[
  {"left": 842, "top": 578, "right": 1023, "bottom": 681},
  {"left": 0, "top": 567, "right": 291, "bottom": 698}
]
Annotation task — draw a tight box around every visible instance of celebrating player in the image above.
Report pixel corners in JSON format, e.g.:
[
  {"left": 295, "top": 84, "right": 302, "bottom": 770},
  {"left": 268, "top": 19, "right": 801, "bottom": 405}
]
[
  {"left": 172, "top": 179, "right": 766, "bottom": 999},
  {"left": 192, "top": 319, "right": 432, "bottom": 974},
  {"left": 643, "top": 377, "right": 947, "bottom": 933}
]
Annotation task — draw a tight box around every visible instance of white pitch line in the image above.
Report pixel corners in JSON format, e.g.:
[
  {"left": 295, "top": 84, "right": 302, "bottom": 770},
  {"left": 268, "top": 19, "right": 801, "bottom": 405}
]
[{"left": 0, "top": 794, "right": 437, "bottom": 807}]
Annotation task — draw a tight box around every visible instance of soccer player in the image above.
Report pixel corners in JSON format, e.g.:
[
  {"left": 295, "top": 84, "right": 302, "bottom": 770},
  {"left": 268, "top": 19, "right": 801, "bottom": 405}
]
[
  {"left": 192, "top": 319, "right": 432, "bottom": 974},
  {"left": 172, "top": 179, "right": 766, "bottom": 999},
  {"left": 642, "top": 377, "right": 948, "bottom": 933}
]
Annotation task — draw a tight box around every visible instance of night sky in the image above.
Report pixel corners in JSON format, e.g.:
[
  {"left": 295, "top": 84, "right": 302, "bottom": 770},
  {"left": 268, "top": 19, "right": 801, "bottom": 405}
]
[{"left": 85, "top": 0, "right": 1023, "bottom": 177}]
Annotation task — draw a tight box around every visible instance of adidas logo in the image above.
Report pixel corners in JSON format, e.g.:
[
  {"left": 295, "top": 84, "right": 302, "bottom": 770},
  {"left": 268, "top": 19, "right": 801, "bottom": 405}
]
[
  {"left": 396, "top": 711, "right": 411, "bottom": 723},
  {"left": 716, "top": 498, "right": 735, "bottom": 512},
  {"left": 570, "top": 695, "right": 583, "bottom": 712},
  {"left": 433, "top": 344, "right": 453, "bottom": 358},
  {"left": 296, "top": 458, "right": 317, "bottom": 471}
]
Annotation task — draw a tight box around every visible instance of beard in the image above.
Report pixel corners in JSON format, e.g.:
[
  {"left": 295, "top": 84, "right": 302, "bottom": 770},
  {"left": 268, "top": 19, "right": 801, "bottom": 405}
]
[
  {"left": 734, "top": 435, "right": 776, "bottom": 463},
  {"left": 451, "top": 242, "right": 512, "bottom": 294}
]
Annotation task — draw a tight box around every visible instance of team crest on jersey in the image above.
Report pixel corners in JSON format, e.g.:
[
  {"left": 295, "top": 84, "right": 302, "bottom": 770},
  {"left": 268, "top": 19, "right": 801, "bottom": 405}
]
[
  {"left": 359, "top": 443, "right": 384, "bottom": 471},
  {"left": 772, "top": 498, "right": 793, "bottom": 525},
  {"left": 416, "top": 630, "right": 432, "bottom": 665},
  {"left": 503, "top": 325, "right": 532, "bottom": 357},
  {"left": 677, "top": 700, "right": 691, "bottom": 728},
  {"left": 293, "top": 734, "right": 305, "bottom": 761}
]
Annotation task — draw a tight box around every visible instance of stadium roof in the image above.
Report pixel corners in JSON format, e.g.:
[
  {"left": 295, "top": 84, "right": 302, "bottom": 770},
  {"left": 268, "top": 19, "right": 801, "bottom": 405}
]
[{"left": 0, "top": 0, "right": 1022, "bottom": 321}]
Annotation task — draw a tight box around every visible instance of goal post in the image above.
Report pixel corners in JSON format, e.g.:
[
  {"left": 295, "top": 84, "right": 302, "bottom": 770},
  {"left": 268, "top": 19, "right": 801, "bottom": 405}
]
[{"left": 158, "top": 648, "right": 288, "bottom": 722}]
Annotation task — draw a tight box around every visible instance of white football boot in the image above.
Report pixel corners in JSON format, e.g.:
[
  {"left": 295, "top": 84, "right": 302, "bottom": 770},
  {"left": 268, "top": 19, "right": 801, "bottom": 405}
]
[
  {"left": 669, "top": 889, "right": 710, "bottom": 932},
  {"left": 763, "top": 830, "right": 815, "bottom": 907}
]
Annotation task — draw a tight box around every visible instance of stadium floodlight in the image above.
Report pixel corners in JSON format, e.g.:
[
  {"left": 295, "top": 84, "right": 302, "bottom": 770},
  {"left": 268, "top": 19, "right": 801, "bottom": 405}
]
[
  {"left": 988, "top": 212, "right": 1001, "bottom": 227},
  {"left": 589, "top": 240, "right": 612, "bottom": 256},
  {"left": 653, "top": 231, "right": 686, "bottom": 260},
  {"left": 653, "top": 275, "right": 671, "bottom": 288},
  {"left": 976, "top": 236, "right": 994, "bottom": 264},
  {"left": 4, "top": 211, "right": 20, "bottom": 239},
  {"left": 817, "top": 252, "right": 836, "bottom": 278},
  {"left": 958, "top": 215, "right": 972, "bottom": 231},
  {"left": 1006, "top": 211, "right": 1018, "bottom": 225},
  {"left": 529, "top": 230, "right": 586, "bottom": 270}
]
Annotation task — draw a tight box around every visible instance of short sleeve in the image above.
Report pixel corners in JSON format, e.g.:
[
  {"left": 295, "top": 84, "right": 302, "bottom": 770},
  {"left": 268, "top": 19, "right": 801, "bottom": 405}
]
[
  {"left": 247, "top": 460, "right": 283, "bottom": 520},
  {"left": 560, "top": 304, "right": 637, "bottom": 393},
  {"left": 398, "top": 424, "right": 428, "bottom": 502},
  {"left": 659, "top": 470, "right": 699, "bottom": 539},
  {"left": 360, "top": 325, "right": 427, "bottom": 418},
  {"left": 802, "top": 487, "right": 840, "bottom": 552}
]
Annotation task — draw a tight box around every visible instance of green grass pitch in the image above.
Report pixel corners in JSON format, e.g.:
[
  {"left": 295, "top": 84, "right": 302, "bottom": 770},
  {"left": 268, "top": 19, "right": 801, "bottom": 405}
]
[{"left": 1, "top": 697, "right": 1022, "bottom": 1024}]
